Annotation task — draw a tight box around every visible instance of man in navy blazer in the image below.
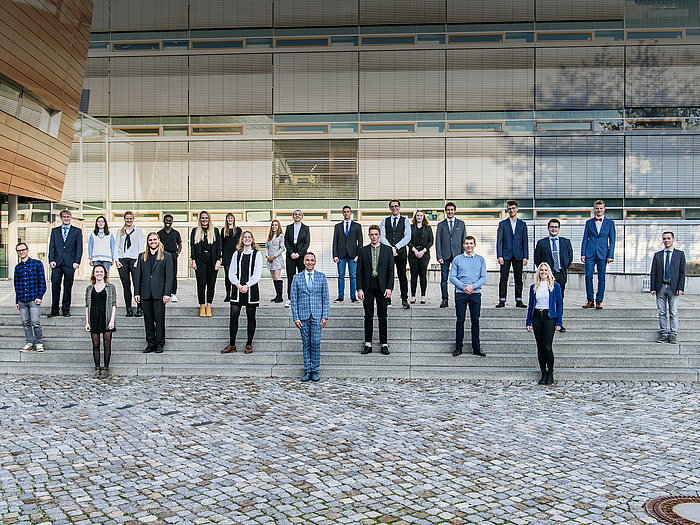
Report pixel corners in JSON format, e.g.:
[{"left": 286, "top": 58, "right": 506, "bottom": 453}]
[
  {"left": 534, "top": 219, "right": 573, "bottom": 331},
  {"left": 650, "top": 231, "right": 685, "bottom": 344},
  {"left": 435, "top": 202, "right": 467, "bottom": 308},
  {"left": 581, "top": 200, "right": 615, "bottom": 309},
  {"left": 496, "top": 200, "right": 528, "bottom": 308},
  {"left": 48, "top": 209, "right": 83, "bottom": 317},
  {"left": 332, "top": 205, "right": 363, "bottom": 303}
]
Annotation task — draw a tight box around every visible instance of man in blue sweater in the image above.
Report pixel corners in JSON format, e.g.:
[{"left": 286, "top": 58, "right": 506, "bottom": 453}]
[{"left": 449, "top": 236, "right": 488, "bottom": 357}]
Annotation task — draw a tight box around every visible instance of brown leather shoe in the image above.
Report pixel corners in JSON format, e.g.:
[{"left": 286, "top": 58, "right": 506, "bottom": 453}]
[
  {"left": 595, "top": 302, "right": 603, "bottom": 309},
  {"left": 221, "top": 345, "right": 236, "bottom": 354},
  {"left": 244, "top": 345, "right": 253, "bottom": 354},
  {"left": 582, "top": 301, "right": 595, "bottom": 309}
]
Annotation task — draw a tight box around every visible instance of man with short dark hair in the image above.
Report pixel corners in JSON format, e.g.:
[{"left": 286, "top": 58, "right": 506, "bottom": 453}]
[
  {"left": 450, "top": 236, "right": 487, "bottom": 357},
  {"left": 496, "top": 200, "right": 528, "bottom": 308},
  {"left": 435, "top": 202, "right": 466, "bottom": 308},
  {"left": 380, "top": 199, "right": 411, "bottom": 309},
  {"left": 581, "top": 199, "right": 615, "bottom": 309},
  {"left": 650, "top": 231, "right": 685, "bottom": 344},
  {"left": 14, "top": 242, "right": 46, "bottom": 353},
  {"left": 48, "top": 209, "right": 83, "bottom": 317},
  {"left": 157, "top": 214, "right": 182, "bottom": 303},
  {"left": 534, "top": 219, "right": 573, "bottom": 332},
  {"left": 332, "top": 206, "right": 363, "bottom": 303}
]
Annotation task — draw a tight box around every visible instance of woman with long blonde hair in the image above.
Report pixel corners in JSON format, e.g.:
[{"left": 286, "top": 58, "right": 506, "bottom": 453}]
[
  {"left": 525, "top": 262, "right": 563, "bottom": 385},
  {"left": 115, "top": 211, "right": 144, "bottom": 318},
  {"left": 221, "top": 212, "right": 242, "bottom": 302},
  {"left": 190, "top": 211, "right": 222, "bottom": 317},
  {"left": 265, "top": 219, "right": 285, "bottom": 303}
]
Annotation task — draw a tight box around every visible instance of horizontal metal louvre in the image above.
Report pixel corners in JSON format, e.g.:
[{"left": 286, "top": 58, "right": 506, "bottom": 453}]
[
  {"left": 189, "top": 140, "right": 272, "bottom": 201},
  {"left": 274, "top": 52, "right": 357, "bottom": 114},
  {"left": 110, "top": 56, "right": 188, "bottom": 116},
  {"left": 360, "top": 0, "right": 445, "bottom": 25},
  {"left": 626, "top": 135, "right": 700, "bottom": 198},
  {"left": 448, "top": 48, "right": 533, "bottom": 111},
  {"left": 190, "top": 54, "right": 272, "bottom": 115},
  {"left": 83, "top": 58, "right": 109, "bottom": 116},
  {"left": 535, "top": 136, "right": 624, "bottom": 199},
  {"left": 110, "top": 0, "right": 188, "bottom": 31},
  {"left": 624, "top": 224, "right": 699, "bottom": 274},
  {"left": 274, "top": 0, "right": 357, "bottom": 27},
  {"left": 360, "top": 50, "right": 445, "bottom": 112},
  {"left": 359, "top": 138, "right": 445, "bottom": 200},
  {"left": 109, "top": 142, "right": 187, "bottom": 201},
  {"left": 63, "top": 143, "right": 107, "bottom": 203},
  {"left": 535, "top": 0, "right": 623, "bottom": 21},
  {"left": 626, "top": 45, "right": 700, "bottom": 107},
  {"left": 447, "top": 0, "right": 534, "bottom": 23},
  {"left": 189, "top": 0, "right": 272, "bottom": 29},
  {"left": 446, "top": 137, "right": 534, "bottom": 199},
  {"left": 91, "top": 0, "right": 109, "bottom": 31},
  {"left": 536, "top": 47, "right": 623, "bottom": 110}
]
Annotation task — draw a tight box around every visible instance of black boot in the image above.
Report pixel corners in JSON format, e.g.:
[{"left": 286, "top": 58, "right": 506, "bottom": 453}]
[
  {"left": 545, "top": 371, "right": 554, "bottom": 385},
  {"left": 126, "top": 306, "right": 133, "bottom": 317},
  {"left": 273, "top": 280, "right": 284, "bottom": 303},
  {"left": 134, "top": 306, "right": 143, "bottom": 317},
  {"left": 538, "top": 370, "right": 546, "bottom": 385}
]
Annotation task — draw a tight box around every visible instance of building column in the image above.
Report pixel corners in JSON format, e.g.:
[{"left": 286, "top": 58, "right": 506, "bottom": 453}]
[{"left": 7, "top": 194, "right": 17, "bottom": 276}]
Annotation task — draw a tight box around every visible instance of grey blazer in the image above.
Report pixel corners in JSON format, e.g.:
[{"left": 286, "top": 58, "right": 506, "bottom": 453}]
[
  {"left": 85, "top": 282, "right": 118, "bottom": 328},
  {"left": 435, "top": 218, "right": 466, "bottom": 261}
]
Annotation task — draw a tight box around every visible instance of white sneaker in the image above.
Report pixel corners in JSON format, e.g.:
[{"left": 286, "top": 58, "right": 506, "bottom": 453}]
[
  {"left": 21, "top": 344, "right": 34, "bottom": 352},
  {"left": 36, "top": 344, "right": 44, "bottom": 352},
  {"left": 285, "top": 300, "right": 291, "bottom": 307},
  {"left": 171, "top": 294, "right": 178, "bottom": 303}
]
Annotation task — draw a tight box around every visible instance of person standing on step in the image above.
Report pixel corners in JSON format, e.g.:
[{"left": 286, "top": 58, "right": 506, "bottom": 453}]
[
  {"left": 88, "top": 216, "right": 115, "bottom": 272},
  {"left": 222, "top": 231, "right": 263, "bottom": 355},
  {"left": 220, "top": 212, "right": 242, "bottom": 303},
  {"left": 332, "top": 205, "right": 363, "bottom": 304},
  {"left": 284, "top": 210, "right": 310, "bottom": 307},
  {"left": 526, "top": 263, "right": 563, "bottom": 385},
  {"left": 265, "top": 219, "right": 286, "bottom": 303},
  {"left": 191, "top": 211, "right": 222, "bottom": 318},
  {"left": 408, "top": 210, "right": 433, "bottom": 305},
  {"left": 15, "top": 242, "right": 46, "bottom": 353},
  {"left": 357, "top": 225, "right": 394, "bottom": 355},
  {"left": 85, "top": 264, "right": 117, "bottom": 379},
  {"left": 450, "top": 236, "right": 487, "bottom": 358},
  {"left": 380, "top": 199, "right": 411, "bottom": 309},
  {"left": 534, "top": 219, "right": 573, "bottom": 332},
  {"left": 134, "top": 233, "right": 173, "bottom": 355},
  {"left": 496, "top": 200, "right": 528, "bottom": 308},
  {"left": 581, "top": 200, "right": 615, "bottom": 310},
  {"left": 157, "top": 214, "right": 182, "bottom": 303},
  {"left": 435, "top": 202, "right": 466, "bottom": 309},
  {"left": 650, "top": 231, "right": 686, "bottom": 344},
  {"left": 48, "top": 209, "right": 83, "bottom": 318},
  {"left": 291, "top": 252, "right": 329, "bottom": 382},
  {"left": 116, "top": 211, "right": 144, "bottom": 318}
]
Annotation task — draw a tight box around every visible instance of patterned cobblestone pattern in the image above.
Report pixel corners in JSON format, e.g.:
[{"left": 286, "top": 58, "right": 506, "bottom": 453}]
[{"left": 1, "top": 377, "right": 699, "bottom": 524}]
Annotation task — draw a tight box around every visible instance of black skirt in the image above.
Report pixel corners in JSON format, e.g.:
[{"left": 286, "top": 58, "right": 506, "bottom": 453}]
[{"left": 90, "top": 288, "right": 115, "bottom": 334}]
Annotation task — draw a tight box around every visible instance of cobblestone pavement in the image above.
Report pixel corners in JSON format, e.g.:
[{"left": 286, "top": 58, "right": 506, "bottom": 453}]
[{"left": 1, "top": 377, "right": 699, "bottom": 525}]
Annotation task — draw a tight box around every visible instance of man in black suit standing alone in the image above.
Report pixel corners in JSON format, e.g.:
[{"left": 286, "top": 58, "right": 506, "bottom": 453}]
[
  {"left": 534, "top": 219, "right": 573, "bottom": 331},
  {"left": 332, "top": 205, "right": 363, "bottom": 303},
  {"left": 284, "top": 209, "right": 310, "bottom": 307},
  {"left": 650, "top": 231, "right": 685, "bottom": 344},
  {"left": 48, "top": 209, "right": 83, "bottom": 317},
  {"left": 380, "top": 199, "right": 411, "bottom": 309},
  {"left": 435, "top": 202, "right": 466, "bottom": 308}
]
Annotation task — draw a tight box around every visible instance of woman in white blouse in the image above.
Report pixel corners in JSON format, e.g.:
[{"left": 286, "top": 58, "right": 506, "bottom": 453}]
[
  {"left": 526, "top": 262, "right": 563, "bottom": 386},
  {"left": 221, "top": 231, "right": 263, "bottom": 355},
  {"left": 115, "top": 211, "right": 144, "bottom": 318}
]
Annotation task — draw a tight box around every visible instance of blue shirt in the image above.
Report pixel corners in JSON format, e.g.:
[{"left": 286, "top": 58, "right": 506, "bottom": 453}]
[
  {"left": 449, "top": 252, "right": 488, "bottom": 294},
  {"left": 14, "top": 257, "right": 47, "bottom": 303}
]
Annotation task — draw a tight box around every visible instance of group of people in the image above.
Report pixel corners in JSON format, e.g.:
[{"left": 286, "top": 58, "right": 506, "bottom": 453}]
[{"left": 13, "top": 199, "right": 686, "bottom": 384}]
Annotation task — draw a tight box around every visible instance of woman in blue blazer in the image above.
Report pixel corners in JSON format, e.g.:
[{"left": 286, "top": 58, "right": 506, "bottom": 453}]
[{"left": 526, "top": 263, "right": 563, "bottom": 385}]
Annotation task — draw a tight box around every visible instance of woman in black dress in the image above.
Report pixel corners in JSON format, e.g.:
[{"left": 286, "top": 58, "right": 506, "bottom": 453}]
[
  {"left": 85, "top": 264, "right": 117, "bottom": 379},
  {"left": 221, "top": 231, "right": 263, "bottom": 355},
  {"left": 190, "top": 211, "right": 222, "bottom": 317},
  {"left": 220, "top": 212, "right": 242, "bottom": 302},
  {"left": 408, "top": 210, "right": 434, "bottom": 304}
]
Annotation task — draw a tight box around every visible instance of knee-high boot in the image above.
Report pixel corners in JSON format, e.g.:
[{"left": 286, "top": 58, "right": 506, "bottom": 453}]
[{"left": 273, "top": 280, "right": 284, "bottom": 303}]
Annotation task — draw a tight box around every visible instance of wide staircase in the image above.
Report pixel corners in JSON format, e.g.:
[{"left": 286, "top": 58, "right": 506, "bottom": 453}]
[{"left": 1, "top": 304, "right": 699, "bottom": 381}]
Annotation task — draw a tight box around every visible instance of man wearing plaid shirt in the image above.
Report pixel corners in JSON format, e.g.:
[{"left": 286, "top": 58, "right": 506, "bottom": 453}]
[{"left": 14, "top": 242, "right": 47, "bottom": 352}]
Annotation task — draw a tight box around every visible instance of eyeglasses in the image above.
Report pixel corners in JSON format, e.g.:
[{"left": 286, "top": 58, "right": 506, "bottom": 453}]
[{"left": 16, "top": 248, "right": 28, "bottom": 253}]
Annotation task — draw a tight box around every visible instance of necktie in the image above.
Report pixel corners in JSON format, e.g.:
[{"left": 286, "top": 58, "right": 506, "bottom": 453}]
[
  {"left": 393, "top": 217, "right": 397, "bottom": 229},
  {"left": 307, "top": 272, "right": 313, "bottom": 291},
  {"left": 664, "top": 250, "right": 670, "bottom": 281},
  {"left": 552, "top": 238, "right": 560, "bottom": 272},
  {"left": 345, "top": 222, "right": 349, "bottom": 236},
  {"left": 125, "top": 230, "right": 133, "bottom": 250},
  {"left": 62, "top": 227, "right": 68, "bottom": 242},
  {"left": 449, "top": 220, "right": 453, "bottom": 232}
]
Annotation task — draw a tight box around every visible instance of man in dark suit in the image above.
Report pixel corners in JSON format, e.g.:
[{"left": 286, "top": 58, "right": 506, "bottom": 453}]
[
  {"left": 380, "top": 199, "right": 411, "bottom": 309},
  {"left": 134, "top": 233, "right": 173, "bottom": 354},
  {"left": 534, "top": 219, "right": 573, "bottom": 332},
  {"left": 284, "top": 209, "right": 310, "bottom": 307},
  {"left": 581, "top": 199, "right": 615, "bottom": 309},
  {"left": 650, "top": 231, "right": 685, "bottom": 344},
  {"left": 435, "top": 202, "right": 467, "bottom": 308},
  {"left": 496, "top": 200, "right": 528, "bottom": 308},
  {"left": 357, "top": 225, "right": 394, "bottom": 355},
  {"left": 332, "top": 205, "right": 363, "bottom": 303},
  {"left": 48, "top": 209, "right": 83, "bottom": 317}
]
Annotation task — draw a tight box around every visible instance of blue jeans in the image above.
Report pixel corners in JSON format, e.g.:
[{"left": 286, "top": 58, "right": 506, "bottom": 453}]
[
  {"left": 337, "top": 256, "right": 357, "bottom": 299},
  {"left": 300, "top": 317, "right": 322, "bottom": 373},
  {"left": 19, "top": 301, "right": 43, "bottom": 345},
  {"left": 656, "top": 285, "right": 679, "bottom": 336},
  {"left": 93, "top": 260, "right": 111, "bottom": 272},
  {"left": 455, "top": 292, "right": 481, "bottom": 351},
  {"left": 585, "top": 257, "right": 607, "bottom": 302},
  {"left": 440, "top": 257, "right": 454, "bottom": 300}
]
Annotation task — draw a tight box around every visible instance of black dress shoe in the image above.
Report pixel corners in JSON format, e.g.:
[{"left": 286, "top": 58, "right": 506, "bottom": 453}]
[
  {"left": 126, "top": 307, "right": 134, "bottom": 318},
  {"left": 538, "top": 372, "right": 546, "bottom": 385},
  {"left": 439, "top": 299, "right": 449, "bottom": 308},
  {"left": 62, "top": 311, "right": 71, "bottom": 317},
  {"left": 301, "top": 372, "right": 311, "bottom": 382},
  {"left": 472, "top": 349, "right": 486, "bottom": 357},
  {"left": 134, "top": 307, "right": 143, "bottom": 317},
  {"left": 545, "top": 371, "right": 554, "bottom": 385},
  {"left": 515, "top": 301, "right": 527, "bottom": 308},
  {"left": 333, "top": 297, "right": 344, "bottom": 303},
  {"left": 380, "top": 345, "right": 390, "bottom": 355},
  {"left": 402, "top": 301, "right": 410, "bottom": 309},
  {"left": 351, "top": 298, "right": 359, "bottom": 303},
  {"left": 47, "top": 312, "right": 60, "bottom": 318},
  {"left": 224, "top": 295, "right": 230, "bottom": 303},
  {"left": 155, "top": 346, "right": 163, "bottom": 354},
  {"left": 143, "top": 346, "right": 155, "bottom": 353},
  {"left": 559, "top": 326, "right": 566, "bottom": 333},
  {"left": 361, "top": 345, "right": 372, "bottom": 355},
  {"left": 453, "top": 348, "right": 462, "bottom": 356},
  {"left": 311, "top": 372, "right": 320, "bottom": 382},
  {"left": 496, "top": 301, "right": 506, "bottom": 308}
]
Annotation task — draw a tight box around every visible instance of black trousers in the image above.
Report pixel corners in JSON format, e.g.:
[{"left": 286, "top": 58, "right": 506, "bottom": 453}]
[
  {"left": 532, "top": 309, "right": 556, "bottom": 374},
  {"left": 363, "top": 277, "right": 389, "bottom": 344},
  {"left": 553, "top": 270, "right": 566, "bottom": 299},
  {"left": 118, "top": 257, "right": 138, "bottom": 307},
  {"left": 166, "top": 251, "right": 178, "bottom": 295},
  {"left": 141, "top": 296, "right": 166, "bottom": 348},
  {"left": 394, "top": 254, "right": 408, "bottom": 302},
  {"left": 499, "top": 257, "right": 524, "bottom": 301},
  {"left": 195, "top": 261, "right": 217, "bottom": 304},
  {"left": 224, "top": 265, "right": 232, "bottom": 299},
  {"left": 408, "top": 256, "right": 430, "bottom": 297},
  {"left": 286, "top": 253, "right": 305, "bottom": 299},
  {"left": 51, "top": 264, "right": 75, "bottom": 313}
]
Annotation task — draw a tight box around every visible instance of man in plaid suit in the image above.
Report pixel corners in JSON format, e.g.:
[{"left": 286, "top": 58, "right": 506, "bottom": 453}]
[{"left": 291, "top": 252, "right": 329, "bottom": 382}]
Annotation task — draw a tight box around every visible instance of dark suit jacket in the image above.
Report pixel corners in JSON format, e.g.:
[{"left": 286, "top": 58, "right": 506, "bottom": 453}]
[
  {"left": 581, "top": 217, "right": 615, "bottom": 260},
  {"left": 134, "top": 252, "right": 173, "bottom": 300},
  {"left": 497, "top": 218, "right": 528, "bottom": 260},
  {"left": 332, "top": 221, "right": 363, "bottom": 259},
  {"left": 650, "top": 248, "right": 686, "bottom": 294},
  {"left": 49, "top": 225, "right": 83, "bottom": 268},
  {"left": 190, "top": 228, "right": 222, "bottom": 266},
  {"left": 356, "top": 243, "right": 395, "bottom": 293},
  {"left": 284, "top": 222, "right": 310, "bottom": 255},
  {"left": 435, "top": 218, "right": 465, "bottom": 261},
  {"left": 534, "top": 236, "right": 574, "bottom": 280}
]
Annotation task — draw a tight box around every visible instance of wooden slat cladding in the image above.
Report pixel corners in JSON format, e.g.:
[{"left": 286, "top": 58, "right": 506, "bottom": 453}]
[
  {"left": 535, "top": 0, "right": 623, "bottom": 21},
  {"left": 0, "top": 0, "right": 93, "bottom": 201},
  {"left": 448, "top": 0, "right": 534, "bottom": 23}
]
